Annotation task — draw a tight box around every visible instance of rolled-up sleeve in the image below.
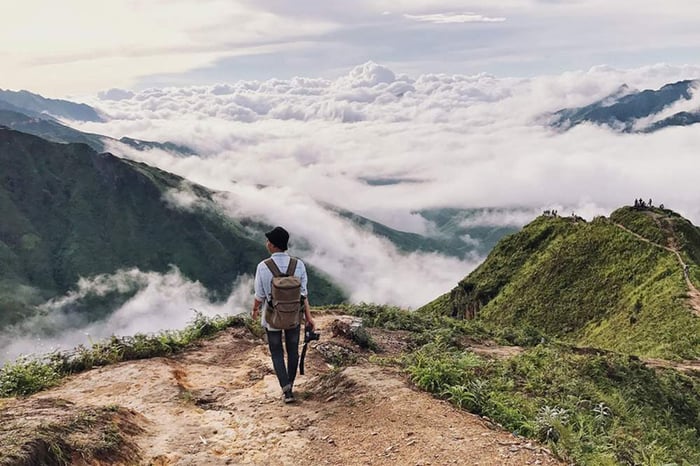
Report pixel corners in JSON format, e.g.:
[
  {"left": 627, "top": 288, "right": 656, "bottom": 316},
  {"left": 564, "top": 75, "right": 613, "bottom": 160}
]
[
  {"left": 298, "top": 261, "right": 308, "bottom": 297},
  {"left": 254, "top": 264, "right": 266, "bottom": 301}
]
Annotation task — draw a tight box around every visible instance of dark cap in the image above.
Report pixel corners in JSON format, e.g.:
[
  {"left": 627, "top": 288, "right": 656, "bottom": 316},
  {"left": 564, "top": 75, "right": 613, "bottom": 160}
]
[{"left": 265, "top": 226, "right": 289, "bottom": 250}]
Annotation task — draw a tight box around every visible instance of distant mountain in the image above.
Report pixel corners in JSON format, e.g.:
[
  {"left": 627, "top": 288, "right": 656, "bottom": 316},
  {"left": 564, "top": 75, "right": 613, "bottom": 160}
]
[
  {"left": 0, "top": 109, "right": 107, "bottom": 150},
  {"left": 420, "top": 207, "right": 700, "bottom": 360},
  {"left": 0, "top": 89, "right": 104, "bottom": 122},
  {"left": 417, "top": 208, "right": 520, "bottom": 256},
  {"left": 0, "top": 128, "right": 344, "bottom": 329},
  {"left": 551, "top": 80, "right": 700, "bottom": 132},
  {"left": 335, "top": 207, "right": 518, "bottom": 259},
  {"left": 118, "top": 136, "right": 196, "bottom": 155},
  {"left": 0, "top": 109, "right": 195, "bottom": 155}
]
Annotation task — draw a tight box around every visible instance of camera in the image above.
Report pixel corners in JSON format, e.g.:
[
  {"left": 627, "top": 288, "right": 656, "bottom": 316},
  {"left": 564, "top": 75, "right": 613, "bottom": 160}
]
[{"left": 304, "top": 324, "right": 320, "bottom": 343}]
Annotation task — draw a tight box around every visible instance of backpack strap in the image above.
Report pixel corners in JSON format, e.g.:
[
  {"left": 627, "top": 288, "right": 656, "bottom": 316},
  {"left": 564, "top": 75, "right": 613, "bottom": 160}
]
[
  {"left": 285, "top": 257, "right": 298, "bottom": 277},
  {"left": 264, "top": 258, "right": 283, "bottom": 277}
]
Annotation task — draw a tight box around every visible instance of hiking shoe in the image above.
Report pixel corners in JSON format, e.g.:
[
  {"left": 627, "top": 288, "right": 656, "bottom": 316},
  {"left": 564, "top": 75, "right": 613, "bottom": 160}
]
[{"left": 283, "top": 389, "right": 295, "bottom": 404}]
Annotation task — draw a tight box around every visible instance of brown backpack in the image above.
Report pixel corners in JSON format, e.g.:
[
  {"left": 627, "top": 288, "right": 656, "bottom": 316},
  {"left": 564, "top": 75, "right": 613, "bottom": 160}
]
[{"left": 264, "top": 257, "right": 302, "bottom": 329}]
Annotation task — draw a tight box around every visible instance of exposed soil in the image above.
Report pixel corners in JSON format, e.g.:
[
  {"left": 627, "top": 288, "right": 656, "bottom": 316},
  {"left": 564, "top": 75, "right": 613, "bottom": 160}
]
[{"left": 1, "top": 315, "right": 563, "bottom": 466}]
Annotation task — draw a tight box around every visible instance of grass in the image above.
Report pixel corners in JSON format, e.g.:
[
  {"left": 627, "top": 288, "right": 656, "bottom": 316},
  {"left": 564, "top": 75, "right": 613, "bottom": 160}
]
[
  {"left": 336, "top": 302, "right": 546, "bottom": 348},
  {"left": 334, "top": 304, "right": 700, "bottom": 465},
  {"left": 403, "top": 342, "right": 700, "bottom": 465},
  {"left": 0, "top": 312, "right": 247, "bottom": 398}
]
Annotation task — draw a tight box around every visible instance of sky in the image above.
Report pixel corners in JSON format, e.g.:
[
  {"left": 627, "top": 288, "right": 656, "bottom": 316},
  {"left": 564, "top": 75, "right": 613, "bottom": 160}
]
[
  {"left": 3, "top": 1, "right": 700, "bottom": 361},
  {"left": 3, "top": 0, "right": 700, "bottom": 96}
]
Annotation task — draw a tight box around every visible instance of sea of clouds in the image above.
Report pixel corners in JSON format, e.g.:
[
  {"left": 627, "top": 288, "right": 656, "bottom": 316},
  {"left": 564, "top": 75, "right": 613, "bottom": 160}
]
[
  {"left": 79, "top": 61, "right": 700, "bottom": 217},
  {"left": 4, "top": 61, "right": 700, "bottom": 362}
]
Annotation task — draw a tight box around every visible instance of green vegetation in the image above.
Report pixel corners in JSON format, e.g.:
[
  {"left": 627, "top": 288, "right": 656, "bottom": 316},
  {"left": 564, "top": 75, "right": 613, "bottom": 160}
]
[
  {"left": 337, "top": 302, "right": 545, "bottom": 348},
  {"left": 420, "top": 209, "right": 700, "bottom": 360},
  {"left": 341, "top": 304, "right": 700, "bottom": 465},
  {"left": 403, "top": 208, "right": 700, "bottom": 462},
  {"left": 0, "top": 312, "right": 248, "bottom": 397},
  {"left": 0, "top": 129, "right": 344, "bottom": 328},
  {"left": 405, "top": 342, "right": 700, "bottom": 465},
  {"left": 609, "top": 206, "right": 673, "bottom": 246}
]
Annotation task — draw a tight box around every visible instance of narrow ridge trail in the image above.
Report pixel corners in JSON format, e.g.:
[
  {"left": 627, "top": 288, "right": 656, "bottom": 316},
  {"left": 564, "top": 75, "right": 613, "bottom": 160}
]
[
  {"left": 613, "top": 221, "right": 700, "bottom": 317},
  {"left": 26, "top": 315, "right": 562, "bottom": 466}
]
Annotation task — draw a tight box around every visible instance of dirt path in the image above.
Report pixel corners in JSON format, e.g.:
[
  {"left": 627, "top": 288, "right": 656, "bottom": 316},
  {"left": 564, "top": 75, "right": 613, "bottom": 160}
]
[
  {"left": 643, "top": 358, "right": 700, "bottom": 373},
  {"left": 614, "top": 222, "right": 700, "bottom": 317},
  {"left": 24, "top": 315, "right": 561, "bottom": 466}
]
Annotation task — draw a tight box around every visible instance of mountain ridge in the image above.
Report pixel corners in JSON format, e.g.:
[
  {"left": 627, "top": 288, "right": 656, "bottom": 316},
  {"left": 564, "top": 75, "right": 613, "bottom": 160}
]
[
  {"left": 551, "top": 79, "right": 700, "bottom": 132},
  {"left": 0, "top": 88, "right": 104, "bottom": 122},
  {"left": 420, "top": 206, "right": 700, "bottom": 360},
  {"left": 0, "top": 108, "right": 195, "bottom": 155}
]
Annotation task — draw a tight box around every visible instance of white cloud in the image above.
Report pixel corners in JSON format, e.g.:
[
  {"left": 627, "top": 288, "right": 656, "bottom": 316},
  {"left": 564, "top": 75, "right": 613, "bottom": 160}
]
[
  {"left": 71, "top": 62, "right": 700, "bottom": 220},
  {"left": 98, "top": 88, "right": 136, "bottom": 101},
  {"left": 404, "top": 13, "right": 506, "bottom": 24},
  {"left": 0, "top": 268, "right": 254, "bottom": 364}
]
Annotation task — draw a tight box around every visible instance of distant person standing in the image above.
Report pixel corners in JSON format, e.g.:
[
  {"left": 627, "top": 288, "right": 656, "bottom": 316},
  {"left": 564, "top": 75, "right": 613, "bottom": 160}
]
[{"left": 252, "top": 226, "right": 315, "bottom": 403}]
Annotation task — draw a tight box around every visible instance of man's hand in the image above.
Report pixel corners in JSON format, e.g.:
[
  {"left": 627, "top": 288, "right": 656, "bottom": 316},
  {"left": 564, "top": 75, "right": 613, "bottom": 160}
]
[
  {"left": 251, "top": 299, "right": 261, "bottom": 320},
  {"left": 306, "top": 316, "right": 316, "bottom": 331},
  {"left": 303, "top": 297, "right": 315, "bottom": 330}
]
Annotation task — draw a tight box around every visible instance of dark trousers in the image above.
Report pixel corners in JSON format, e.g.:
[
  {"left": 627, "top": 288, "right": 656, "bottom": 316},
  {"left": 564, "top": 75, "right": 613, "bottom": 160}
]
[{"left": 266, "top": 325, "right": 300, "bottom": 391}]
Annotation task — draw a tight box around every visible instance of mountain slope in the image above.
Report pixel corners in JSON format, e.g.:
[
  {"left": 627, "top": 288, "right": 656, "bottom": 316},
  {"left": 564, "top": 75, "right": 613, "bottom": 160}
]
[
  {"left": 338, "top": 207, "right": 518, "bottom": 259},
  {"left": 0, "top": 128, "right": 344, "bottom": 328},
  {"left": 0, "top": 109, "right": 107, "bottom": 150},
  {"left": 420, "top": 207, "right": 700, "bottom": 359},
  {"left": 0, "top": 109, "right": 194, "bottom": 155},
  {"left": 552, "top": 80, "right": 700, "bottom": 132},
  {"left": 0, "top": 88, "right": 104, "bottom": 122}
]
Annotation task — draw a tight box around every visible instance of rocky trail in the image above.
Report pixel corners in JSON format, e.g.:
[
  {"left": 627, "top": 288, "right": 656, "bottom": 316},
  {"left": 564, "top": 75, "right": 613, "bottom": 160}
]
[{"left": 1, "top": 314, "right": 562, "bottom": 466}]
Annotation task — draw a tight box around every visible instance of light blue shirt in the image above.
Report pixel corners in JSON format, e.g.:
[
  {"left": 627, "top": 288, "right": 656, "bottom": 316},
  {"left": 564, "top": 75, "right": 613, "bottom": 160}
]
[{"left": 254, "top": 252, "right": 308, "bottom": 330}]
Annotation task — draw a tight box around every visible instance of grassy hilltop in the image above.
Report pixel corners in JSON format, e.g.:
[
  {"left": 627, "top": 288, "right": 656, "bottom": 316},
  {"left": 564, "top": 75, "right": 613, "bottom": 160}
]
[{"left": 421, "top": 207, "right": 700, "bottom": 360}]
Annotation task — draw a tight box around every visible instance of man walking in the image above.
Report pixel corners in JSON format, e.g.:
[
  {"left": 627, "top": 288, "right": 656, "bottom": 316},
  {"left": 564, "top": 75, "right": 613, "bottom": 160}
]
[{"left": 252, "top": 226, "right": 315, "bottom": 403}]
